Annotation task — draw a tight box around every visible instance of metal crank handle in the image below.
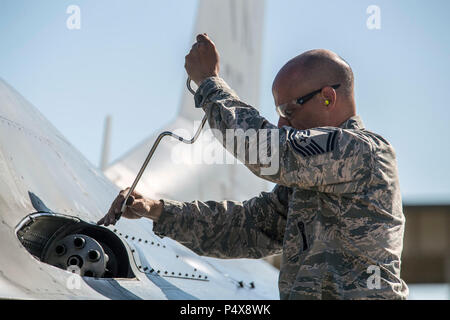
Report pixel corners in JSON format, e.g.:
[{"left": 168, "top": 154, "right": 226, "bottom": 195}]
[
  {"left": 186, "top": 77, "right": 197, "bottom": 95},
  {"left": 116, "top": 77, "right": 206, "bottom": 220}
]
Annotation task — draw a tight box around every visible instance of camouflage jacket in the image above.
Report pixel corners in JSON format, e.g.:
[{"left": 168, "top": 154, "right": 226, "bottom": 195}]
[{"left": 153, "top": 77, "right": 409, "bottom": 300}]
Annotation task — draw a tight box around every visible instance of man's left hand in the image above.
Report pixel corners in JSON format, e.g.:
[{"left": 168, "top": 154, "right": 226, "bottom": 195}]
[{"left": 185, "top": 33, "right": 220, "bottom": 86}]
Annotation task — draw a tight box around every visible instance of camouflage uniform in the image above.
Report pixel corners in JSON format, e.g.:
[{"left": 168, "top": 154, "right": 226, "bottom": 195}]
[{"left": 153, "top": 77, "right": 409, "bottom": 299}]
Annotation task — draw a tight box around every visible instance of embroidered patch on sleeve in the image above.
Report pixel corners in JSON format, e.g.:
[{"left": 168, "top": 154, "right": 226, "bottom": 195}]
[{"left": 287, "top": 128, "right": 338, "bottom": 157}]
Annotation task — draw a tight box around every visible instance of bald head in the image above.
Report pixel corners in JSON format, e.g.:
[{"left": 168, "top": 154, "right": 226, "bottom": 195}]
[
  {"left": 272, "top": 49, "right": 356, "bottom": 130},
  {"left": 274, "top": 49, "right": 354, "bottom": 98}
]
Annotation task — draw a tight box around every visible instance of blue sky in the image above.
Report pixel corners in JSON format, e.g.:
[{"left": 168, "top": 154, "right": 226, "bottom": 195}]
[{"left": 0, "top": 0, "right": 449, "bottom": 204}]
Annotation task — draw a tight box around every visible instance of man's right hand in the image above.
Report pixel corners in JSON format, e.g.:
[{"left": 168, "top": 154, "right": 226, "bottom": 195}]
[{"left": 97, "top": 188, "right": 163, "bottom": 226}]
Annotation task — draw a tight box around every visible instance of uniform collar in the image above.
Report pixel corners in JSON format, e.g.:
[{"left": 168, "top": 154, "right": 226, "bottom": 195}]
[{"left": 339, "top": 115, "right": 365, "bottom": 130}]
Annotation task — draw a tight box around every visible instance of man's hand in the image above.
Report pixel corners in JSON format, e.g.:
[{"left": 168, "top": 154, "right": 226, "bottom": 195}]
[
  {"left": 185, "top": 33, "right": 220, "bottom": 86},
  {"left": 97, "top": 188, "right": 163, "bottom": 226}
]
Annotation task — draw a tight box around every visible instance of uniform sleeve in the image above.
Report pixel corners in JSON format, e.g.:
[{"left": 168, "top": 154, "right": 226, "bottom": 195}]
[
  {"left": 195, "top": 77, "right": 373, "bottom": 193},
  {"left": 152, "top": 184, "right": 289, "bottom": 259}
]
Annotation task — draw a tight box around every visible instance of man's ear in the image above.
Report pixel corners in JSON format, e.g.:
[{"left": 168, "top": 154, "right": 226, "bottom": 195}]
[{"left": 321, "top": 86, "right": 337, "bottom": 109}]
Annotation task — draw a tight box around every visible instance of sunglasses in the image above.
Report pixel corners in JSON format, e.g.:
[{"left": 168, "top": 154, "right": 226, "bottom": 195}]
[{"left": 276, "top": 84, "right": 341, "bottom": 119}]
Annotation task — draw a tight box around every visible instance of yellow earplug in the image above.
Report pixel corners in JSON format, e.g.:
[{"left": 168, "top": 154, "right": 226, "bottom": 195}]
[{"left": 325, "top": 100, "right": 330, "bottom": 106}]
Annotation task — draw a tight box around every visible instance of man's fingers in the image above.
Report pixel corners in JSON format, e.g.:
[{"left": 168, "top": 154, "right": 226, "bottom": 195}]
[
  {"left": 132, "top": 199, "right": 146, "bottom": 211},
  {"left": 192, "top": 42, "right": 202, "bottom": 50},
  {"left": 130, "top": 190, "right": 144, "bottom": 199},
  {"left": 103, "top": 215, "right": 110, "bottom": 226},
  {"left": 196, "top": 33, "right": 209, "bottom": 42},
  {"left": 196, "top": 34, "right": 205, "bottom": 42},
  {"left": 103, "top": 199, "right": 121, "bottom": 226},
  {"left": 97, "top": 188, "right": 148, "bottom": 226},
  {"left": 126, "top": 195, "right": 135, "bottom": 206},
  {"left": 97, "top": 216, "right": 105, "bottom": 225},
  {"left": 196, "top": 33, "right": 214, "bottom": 47},
  {"left": 99, "top": 215, "right": 114, "bottom": 227},
  {"left": 98, "top": 189, "right": 134, "bottom": 226},
  {"left": 104, "top": 210, "right": 114, "bottom": 226}
]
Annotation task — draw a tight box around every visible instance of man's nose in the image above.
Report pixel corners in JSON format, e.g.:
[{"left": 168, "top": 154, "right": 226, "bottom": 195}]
[{"left": 278, "top": 117, "right": 290, "bottom": 128}]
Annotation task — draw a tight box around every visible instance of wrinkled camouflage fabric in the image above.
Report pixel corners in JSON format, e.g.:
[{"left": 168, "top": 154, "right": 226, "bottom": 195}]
[{"left": 153, "top": 77, "right": 409, "bottom": 300}]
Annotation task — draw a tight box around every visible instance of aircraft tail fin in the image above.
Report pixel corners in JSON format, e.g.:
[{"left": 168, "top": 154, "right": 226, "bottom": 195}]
[
  {"left": 104, "top": 0, "right": 268, "bottom": 203},
  {"left": 179, "top": 0, "right": 265, "bottom": 120}
]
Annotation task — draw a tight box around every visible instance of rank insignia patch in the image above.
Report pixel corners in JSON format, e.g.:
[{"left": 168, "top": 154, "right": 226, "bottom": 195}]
[{"left": 287, "top": 128, "right": 338, "bottom": 157}]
